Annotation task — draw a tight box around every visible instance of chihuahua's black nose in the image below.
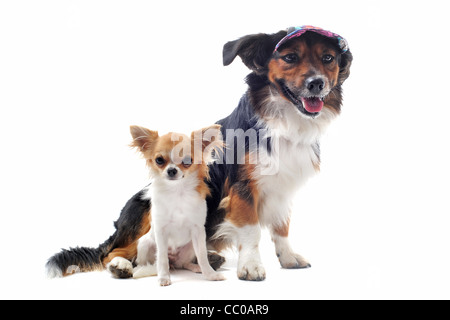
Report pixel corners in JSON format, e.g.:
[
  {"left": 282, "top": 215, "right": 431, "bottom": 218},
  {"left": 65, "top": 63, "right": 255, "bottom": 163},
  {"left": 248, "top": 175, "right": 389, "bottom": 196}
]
[
  {"left": 167, "top": 168, "right": 178, "bottom": 177},
  {"left": 306, "top": 77, "right": 325, "bottom": 95}
]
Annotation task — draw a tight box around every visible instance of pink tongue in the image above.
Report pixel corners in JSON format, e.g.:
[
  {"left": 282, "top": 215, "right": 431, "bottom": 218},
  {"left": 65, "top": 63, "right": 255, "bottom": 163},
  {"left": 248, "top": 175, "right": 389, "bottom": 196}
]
[{"left": 301, "top": 97, "right": 323, "bottom": 113}]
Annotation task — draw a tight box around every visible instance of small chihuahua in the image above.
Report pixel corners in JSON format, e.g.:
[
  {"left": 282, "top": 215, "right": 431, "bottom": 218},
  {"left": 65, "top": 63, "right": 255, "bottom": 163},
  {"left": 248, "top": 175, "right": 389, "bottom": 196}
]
[{"left": 130, "top": 124, "right": 226, "bottom": 286}]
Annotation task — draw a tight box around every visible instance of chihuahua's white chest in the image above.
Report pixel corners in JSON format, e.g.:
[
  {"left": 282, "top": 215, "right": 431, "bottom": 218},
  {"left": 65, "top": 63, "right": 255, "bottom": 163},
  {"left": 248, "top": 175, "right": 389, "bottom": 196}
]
[{"left": 149, "top": 179, "right": 207, "bottom": 249}]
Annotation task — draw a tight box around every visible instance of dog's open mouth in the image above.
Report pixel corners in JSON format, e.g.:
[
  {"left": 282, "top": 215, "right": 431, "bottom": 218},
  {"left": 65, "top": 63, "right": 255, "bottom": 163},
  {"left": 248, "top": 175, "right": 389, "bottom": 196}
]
[
  {"left": 280, "top": 83, "right": 324, "bottom": 116},
  {"left": 300, "top": 97, "right": 324, "bottom": 113}
]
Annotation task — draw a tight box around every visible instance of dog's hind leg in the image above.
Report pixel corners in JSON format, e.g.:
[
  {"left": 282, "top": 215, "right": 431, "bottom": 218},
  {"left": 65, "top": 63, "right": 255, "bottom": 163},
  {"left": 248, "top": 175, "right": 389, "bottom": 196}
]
[
  {"left": 104, "top": 232, "right": 151, "bottom": 279},
  {"left": 103, "top": 202, "right": 152, "bottom": 279}
]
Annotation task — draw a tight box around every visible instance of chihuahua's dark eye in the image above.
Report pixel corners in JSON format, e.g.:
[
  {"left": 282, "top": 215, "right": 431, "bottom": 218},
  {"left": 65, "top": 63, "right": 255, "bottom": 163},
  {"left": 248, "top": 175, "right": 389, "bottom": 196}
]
[
  {"left": 282, "top": 53, "right": 298, "bottom": 64},
  {"left": 155, "top": 157, "right": 165, "bottom": 166},
  {"left": 182, "top": 157, "right": 193, "bottom": 168},
  {"left": 322, "top": 54, "right": 335, "bottom": 64}
]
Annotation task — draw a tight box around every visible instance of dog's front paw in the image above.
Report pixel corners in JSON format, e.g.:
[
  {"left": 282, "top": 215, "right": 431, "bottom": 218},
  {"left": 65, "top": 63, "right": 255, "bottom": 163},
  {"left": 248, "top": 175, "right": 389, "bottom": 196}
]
[
  {"left": 237, "top": 262, "right": 266, "bottom": 281},
  {"left": 205, "top": 271, "right": 226, "bottom": 281},
  {"left": 107, "top": 257, "right": 134, "bottom": 279},
  {"left": 278, "top": 252, "right": 311, "bottom": 269},
  {"left": 158, "top": 276, "right": 172, "bottom": 286}
]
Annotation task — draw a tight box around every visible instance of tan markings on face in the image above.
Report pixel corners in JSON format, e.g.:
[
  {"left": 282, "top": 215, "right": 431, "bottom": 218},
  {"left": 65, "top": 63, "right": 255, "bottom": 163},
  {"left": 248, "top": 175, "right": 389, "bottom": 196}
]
[
  {"left": 145, "top": 133, "right": 208, "bottom": 180},
  {"left": 268, "top": 38, "right": 340, "bottom": 98}
]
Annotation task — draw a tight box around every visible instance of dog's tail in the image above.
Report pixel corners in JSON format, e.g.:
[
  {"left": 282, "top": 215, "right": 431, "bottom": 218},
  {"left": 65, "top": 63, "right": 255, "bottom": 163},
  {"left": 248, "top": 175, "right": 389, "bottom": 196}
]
[
  {"left": 45, "top": 233, "right": 116, "bottom": 278},
  {"left": 46, "top": 188, "right": 153, "bottom": 278}
]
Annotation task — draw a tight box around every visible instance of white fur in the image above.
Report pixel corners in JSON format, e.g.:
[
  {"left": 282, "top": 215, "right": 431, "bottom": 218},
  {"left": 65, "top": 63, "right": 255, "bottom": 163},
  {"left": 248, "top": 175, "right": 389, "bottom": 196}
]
[
  {"left": 209, "top": 219, "right": 236, "bottom": 249},
  {"left": 257, "top": 98, "right": 334, "bottom": 269},
  {"left": 133, "top": 263, "right": 158, "bottom": 279},
  {"left": 107, "top": 257, "right": 133, "bottom": 275},
  {"left": 270, "top": 229, "right": 310, "bottom": 268},
  {"left": 136, "top": 173, "right": 225, "bottom": 286},
  {"left": 236, "top": 225, "right": 266, "bottom": 280},
  {"left": 135, "top": 228, "right": 156, "bottom": 266},
  {"left": 211, "top": 223, "right": 265, "bottom": 280},
  {"left": 257, "top": 97, "right": 335, "bottom": 220},
  {"left": 214, "top": 95, "right": 335, "bottom": 279},
  {"left": 46, "top": 261, "right": 63, "bottom": 279}
]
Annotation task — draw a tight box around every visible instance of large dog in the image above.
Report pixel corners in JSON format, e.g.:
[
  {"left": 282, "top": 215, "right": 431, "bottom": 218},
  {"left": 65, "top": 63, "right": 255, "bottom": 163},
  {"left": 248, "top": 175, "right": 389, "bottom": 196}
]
[{"left": 46, "top": 26, "right": 352, "bottom": 281}]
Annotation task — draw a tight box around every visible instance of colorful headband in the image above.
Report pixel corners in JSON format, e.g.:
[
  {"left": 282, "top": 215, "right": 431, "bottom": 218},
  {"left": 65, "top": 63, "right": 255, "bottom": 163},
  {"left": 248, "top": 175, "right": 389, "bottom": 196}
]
[{"left": 274, "top": 25, "right": 349, "bottom": 53}]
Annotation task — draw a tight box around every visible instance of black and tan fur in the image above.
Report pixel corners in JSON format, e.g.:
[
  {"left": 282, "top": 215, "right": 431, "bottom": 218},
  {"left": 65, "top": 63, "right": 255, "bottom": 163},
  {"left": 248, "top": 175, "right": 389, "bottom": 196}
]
[{"left": 46, "top": 28, "right": 352, "bottom": 280}]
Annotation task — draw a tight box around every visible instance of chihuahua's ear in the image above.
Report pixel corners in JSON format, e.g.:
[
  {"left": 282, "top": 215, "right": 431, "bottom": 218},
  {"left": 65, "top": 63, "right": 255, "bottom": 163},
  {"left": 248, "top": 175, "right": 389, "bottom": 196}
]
[
  {"left": 192, "top": 124, "right": 224, "bottom": 164},
  {"left": 130, "top": 125, "right": 159, "bottom": 153}
]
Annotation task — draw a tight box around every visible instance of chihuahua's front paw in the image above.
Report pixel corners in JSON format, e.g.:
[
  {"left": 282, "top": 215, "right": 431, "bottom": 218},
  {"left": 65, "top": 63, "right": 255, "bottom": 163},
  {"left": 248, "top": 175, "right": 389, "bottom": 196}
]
[
  {"left": 205, "top": 272, "right": 226, "bottom": 281},
  {"left": 158, "top": 276, "right": 172, "bottom": 286}
]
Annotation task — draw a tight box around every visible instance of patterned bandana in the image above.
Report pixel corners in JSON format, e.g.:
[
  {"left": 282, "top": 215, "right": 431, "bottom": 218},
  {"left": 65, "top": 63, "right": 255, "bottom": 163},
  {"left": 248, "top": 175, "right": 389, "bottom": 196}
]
[{"left": 274, "top": 25, "right": 349, "bottom": 53}]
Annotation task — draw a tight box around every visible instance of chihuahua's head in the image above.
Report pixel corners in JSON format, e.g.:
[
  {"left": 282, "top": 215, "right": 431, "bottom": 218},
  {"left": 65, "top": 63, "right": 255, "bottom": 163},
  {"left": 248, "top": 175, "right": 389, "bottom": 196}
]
[{"left": 130, "top": 125, "right": 223, "bottom": 183}]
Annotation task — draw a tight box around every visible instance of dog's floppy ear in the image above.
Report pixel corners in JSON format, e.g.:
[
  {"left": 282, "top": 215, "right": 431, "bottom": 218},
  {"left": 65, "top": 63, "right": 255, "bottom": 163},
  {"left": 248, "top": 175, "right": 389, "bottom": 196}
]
[
  {"left": 223, "top": 31, "right": 287, "bottom": 73},
  {"left": 130, "top": 125, "right": 159, "bottom": 153},
  {"left": 338, "top": 49, "right": 353, "bottom": 85}
]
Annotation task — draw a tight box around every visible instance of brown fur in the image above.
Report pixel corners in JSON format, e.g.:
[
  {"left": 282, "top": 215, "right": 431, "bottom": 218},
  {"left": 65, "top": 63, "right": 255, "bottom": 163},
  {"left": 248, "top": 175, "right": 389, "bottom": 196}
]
[
  {"left": 215, "top": 32, "right": 352, "bottom": 255},
  {"left": 102, "top": 210, "right": 151, "bottom": 266},
  {"left": 101, "top": 125, "right": 223, "bottom": 276},
  {"left": 104, "top": 31, "right": 350, "bottom": 278},
  {"left": 226, "top": 188, "right": 259, "bottom": 227},
  {"left": 130, "top": 125, "right": 223, "bottom": 186},
  {"left": 272, "top": 219, "right": 290, "bottom": 238},
  {"left": 268, "top": 38, "right": 341, "bottom": 114},
  {"left": 48, "top": 29, "right": 351, "bottom": 280}
]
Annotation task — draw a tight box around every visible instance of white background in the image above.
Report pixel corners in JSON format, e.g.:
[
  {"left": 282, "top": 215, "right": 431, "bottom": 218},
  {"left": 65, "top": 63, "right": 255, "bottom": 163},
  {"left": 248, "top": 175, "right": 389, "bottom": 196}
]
[{"left": 1, "top": 0, "right": 449, "bottom": 300}]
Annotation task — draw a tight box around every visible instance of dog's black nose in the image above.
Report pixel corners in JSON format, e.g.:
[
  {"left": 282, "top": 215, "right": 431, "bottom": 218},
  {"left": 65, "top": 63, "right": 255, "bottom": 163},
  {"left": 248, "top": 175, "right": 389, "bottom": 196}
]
[
  {"left": 306, "top": 78, "right": 325, "bottom": 95},
  {"left": 167, "top": 168, "right": 178, "bottom": 177}
]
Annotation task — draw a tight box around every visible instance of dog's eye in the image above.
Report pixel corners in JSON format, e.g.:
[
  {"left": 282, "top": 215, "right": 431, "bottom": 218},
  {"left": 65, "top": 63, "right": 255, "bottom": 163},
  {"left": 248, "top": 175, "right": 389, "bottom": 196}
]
[
  {"left": 182, "top": 157, "right": 193, "bottom": 168},
  {"left": 155, "top": 157, "right": 165, "bottom": 166},
  {"left": 282, "top": 54, "right": 298, "bottom": 64},
  {"left": 322, "top": 54, "right": 335, "bottom": 64}
]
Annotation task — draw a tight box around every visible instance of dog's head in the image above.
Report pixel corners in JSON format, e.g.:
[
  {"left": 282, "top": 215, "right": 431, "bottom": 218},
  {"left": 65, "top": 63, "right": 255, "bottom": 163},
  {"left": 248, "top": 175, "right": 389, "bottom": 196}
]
[
  {"left": 223, "top": 27, "right": 352, "bottom": 118},
  {"left": 130, "top": 125, "right": 223, "bottom": 183}
]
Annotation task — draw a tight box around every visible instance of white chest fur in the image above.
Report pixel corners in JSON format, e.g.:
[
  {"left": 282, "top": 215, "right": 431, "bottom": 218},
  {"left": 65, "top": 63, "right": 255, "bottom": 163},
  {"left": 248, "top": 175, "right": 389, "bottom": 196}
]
[
  {"left": 149, "top": 177, "right": 207, "bottom": 249},
  {"left": 254, "top": 99, "right": 336, "bottom": 228},
  {"left": 255, "top": 139, "right": 319, "bottom": 227}
]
